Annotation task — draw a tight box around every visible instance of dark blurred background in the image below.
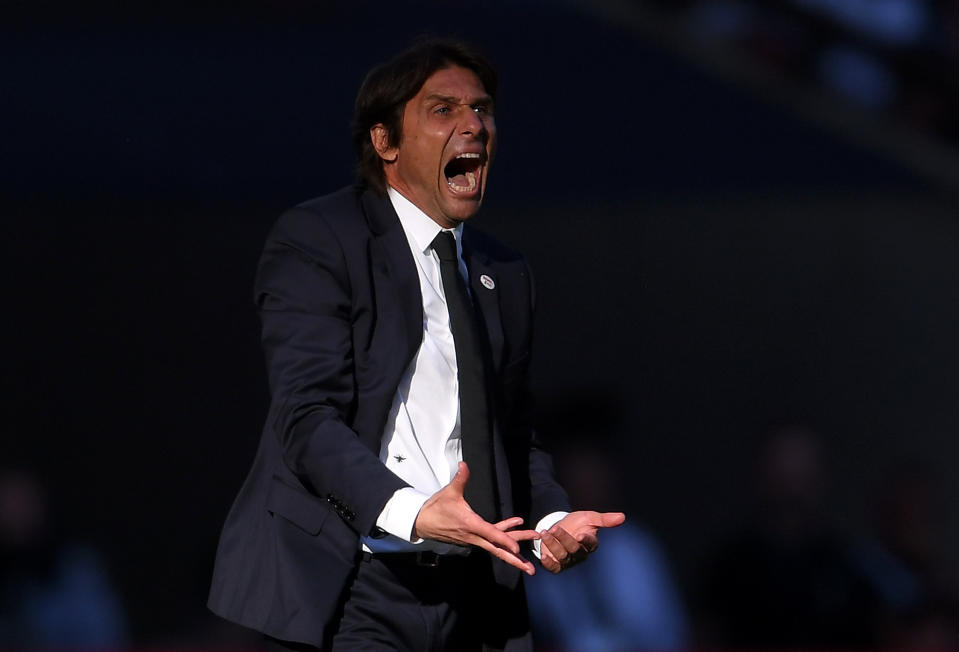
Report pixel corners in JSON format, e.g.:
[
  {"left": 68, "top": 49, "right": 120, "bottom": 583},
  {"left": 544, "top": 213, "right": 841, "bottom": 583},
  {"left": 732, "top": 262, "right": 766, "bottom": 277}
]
[{"left": 3, "top": 0, "right": 959, "bottom": 649}]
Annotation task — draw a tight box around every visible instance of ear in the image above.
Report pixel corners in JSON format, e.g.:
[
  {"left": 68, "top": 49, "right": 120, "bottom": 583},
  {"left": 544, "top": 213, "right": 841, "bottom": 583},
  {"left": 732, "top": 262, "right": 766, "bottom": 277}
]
[{"left": 370, "top": 124, "right": 398, "bottom": 163}]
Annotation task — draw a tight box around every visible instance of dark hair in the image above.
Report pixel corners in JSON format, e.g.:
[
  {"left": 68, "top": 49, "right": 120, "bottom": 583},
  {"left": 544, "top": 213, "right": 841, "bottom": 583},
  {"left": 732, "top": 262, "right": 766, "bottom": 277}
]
[{"left": 351, "top": 38, "right": 498, "bottom": 194}]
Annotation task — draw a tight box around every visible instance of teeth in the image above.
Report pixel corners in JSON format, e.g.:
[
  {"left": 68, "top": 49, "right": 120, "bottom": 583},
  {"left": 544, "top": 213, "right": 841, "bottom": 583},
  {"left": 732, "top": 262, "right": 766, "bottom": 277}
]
[
  {"left": 456, "top": 153, "right": 481, "bottom": 159},
  {"left": 448, "top": 171, "right": 477, "bottom": 193}
]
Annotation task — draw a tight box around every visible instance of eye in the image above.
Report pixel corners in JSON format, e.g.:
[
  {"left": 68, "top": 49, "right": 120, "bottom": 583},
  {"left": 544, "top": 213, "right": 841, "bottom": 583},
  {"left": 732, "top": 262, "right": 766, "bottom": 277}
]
[
  {"left": 434, "top": 105, "right": 451, "bottom": 115},
  {"left": 472, "top": 105, "right": 492, "bottom": 115}
]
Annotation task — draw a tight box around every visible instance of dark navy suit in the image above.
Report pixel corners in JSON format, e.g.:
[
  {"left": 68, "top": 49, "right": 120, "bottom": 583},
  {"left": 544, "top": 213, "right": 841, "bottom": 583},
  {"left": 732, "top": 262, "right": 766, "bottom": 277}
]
[{"left": 208, "top": 185, "right": 570, "bottom": 647}]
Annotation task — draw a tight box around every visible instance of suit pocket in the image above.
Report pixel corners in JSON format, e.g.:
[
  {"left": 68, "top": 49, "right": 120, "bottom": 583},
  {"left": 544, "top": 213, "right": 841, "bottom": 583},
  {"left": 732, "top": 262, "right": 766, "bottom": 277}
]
[{"left": 266, "top": 476, "right": 330, "bottom": 535}]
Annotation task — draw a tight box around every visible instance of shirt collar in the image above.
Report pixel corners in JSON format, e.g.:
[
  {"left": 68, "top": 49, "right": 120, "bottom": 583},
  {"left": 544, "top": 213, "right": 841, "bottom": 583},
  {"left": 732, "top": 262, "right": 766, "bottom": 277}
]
[{"left": 388, "top": 186, "right": 463, "bottom": 258}]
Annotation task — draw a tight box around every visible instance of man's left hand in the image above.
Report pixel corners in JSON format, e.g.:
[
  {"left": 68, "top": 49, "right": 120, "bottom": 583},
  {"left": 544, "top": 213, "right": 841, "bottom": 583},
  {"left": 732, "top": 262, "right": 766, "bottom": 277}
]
[{"left": 538, "top": 510, "right": 626, "bottom": 574}]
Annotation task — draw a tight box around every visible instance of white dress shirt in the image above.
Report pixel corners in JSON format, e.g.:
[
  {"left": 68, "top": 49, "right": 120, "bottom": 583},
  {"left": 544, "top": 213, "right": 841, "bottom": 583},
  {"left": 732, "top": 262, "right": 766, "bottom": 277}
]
[{"left": 362, "top": 187, "right": 565, "bottom": 556}]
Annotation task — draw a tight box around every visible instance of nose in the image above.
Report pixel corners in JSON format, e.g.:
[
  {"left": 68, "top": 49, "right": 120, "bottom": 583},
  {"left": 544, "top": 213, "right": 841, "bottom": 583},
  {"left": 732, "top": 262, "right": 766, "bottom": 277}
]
[{"left": 459, "top": 108, "right": 487, "bottom": 140}]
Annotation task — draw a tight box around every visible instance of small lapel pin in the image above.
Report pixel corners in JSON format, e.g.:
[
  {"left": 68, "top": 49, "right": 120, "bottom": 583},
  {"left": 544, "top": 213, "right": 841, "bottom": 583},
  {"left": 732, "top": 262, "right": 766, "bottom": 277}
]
[
  {"left": 479, "top": 274, "right": 495, "bottom": 290},
  {"left": 393, "top": 454, "right": 406, "bottom": 463}
]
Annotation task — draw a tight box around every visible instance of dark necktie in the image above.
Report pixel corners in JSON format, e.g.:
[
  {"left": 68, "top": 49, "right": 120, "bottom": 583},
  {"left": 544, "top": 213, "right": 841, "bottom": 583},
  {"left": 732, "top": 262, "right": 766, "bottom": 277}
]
[{"left": 431, "top": 230, "right": 499, "bottom": 522}]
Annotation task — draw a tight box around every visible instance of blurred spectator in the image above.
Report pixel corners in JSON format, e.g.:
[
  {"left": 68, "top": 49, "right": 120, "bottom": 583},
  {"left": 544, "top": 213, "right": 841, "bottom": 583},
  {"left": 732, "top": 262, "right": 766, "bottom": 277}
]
[
  {"left": 0, "top": 467, "right": 127, "bottom": 649},
  {"left": 694, "top": 426, "right": 879, "bottom": 648},
  {"left": 526, "top": 441, "right": 687, "bottom": 651},
  {"left": 670, "top": 0, "right": 959, "bottom": 140},
  {"left": 794, "top": 0, "right": 930, "bottom": 45},
  {"left": 853, "top": 460, "right": 959, "bottom": 648}
]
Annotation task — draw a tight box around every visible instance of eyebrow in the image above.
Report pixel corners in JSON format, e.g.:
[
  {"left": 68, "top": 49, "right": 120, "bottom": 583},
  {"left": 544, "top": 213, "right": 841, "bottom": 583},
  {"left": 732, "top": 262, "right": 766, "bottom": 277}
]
[{"left": 425, "top": 93, "right": 494, "bottom": 106}]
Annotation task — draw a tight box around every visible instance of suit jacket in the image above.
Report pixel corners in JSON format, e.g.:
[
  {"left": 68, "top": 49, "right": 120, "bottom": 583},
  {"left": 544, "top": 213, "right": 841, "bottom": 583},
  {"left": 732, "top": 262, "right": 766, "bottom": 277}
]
[{"left": 208, "top": 185, "right": 570, "bottom": 647}]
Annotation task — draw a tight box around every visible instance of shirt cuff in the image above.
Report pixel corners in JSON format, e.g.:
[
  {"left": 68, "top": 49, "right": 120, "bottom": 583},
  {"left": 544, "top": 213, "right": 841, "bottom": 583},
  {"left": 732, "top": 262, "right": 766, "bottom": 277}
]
[
  {"left": 375, "top": 487, "right": 432, "bottom": 543},
  {"left": 531, "top": 510, "right": 570, "bottom": 559}
]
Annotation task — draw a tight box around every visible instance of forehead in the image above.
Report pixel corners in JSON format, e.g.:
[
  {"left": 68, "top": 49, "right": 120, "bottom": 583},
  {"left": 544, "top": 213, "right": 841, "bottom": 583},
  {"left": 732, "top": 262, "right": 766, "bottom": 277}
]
[{"left": 413, "top": 65, "right": 490, "bottom": 103}]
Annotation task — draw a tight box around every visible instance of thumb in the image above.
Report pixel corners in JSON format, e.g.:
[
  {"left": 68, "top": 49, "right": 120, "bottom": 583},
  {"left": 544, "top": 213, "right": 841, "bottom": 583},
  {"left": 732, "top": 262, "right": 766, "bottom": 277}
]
[{"left": 449, "top": 461, "right": 470, "bottom": 495}]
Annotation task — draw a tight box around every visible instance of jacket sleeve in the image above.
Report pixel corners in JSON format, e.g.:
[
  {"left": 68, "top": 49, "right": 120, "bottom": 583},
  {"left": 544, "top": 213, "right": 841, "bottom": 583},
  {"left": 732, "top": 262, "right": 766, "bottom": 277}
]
[{"left": 255, "top": 207, "right": 407, "bottom": 537}]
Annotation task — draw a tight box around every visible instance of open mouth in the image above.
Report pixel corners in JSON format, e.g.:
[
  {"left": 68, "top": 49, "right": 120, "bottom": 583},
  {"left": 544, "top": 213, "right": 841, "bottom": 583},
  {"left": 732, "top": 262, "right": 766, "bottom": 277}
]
[{"left": 443, "top": 152, "right": 483, "bottom": 194}]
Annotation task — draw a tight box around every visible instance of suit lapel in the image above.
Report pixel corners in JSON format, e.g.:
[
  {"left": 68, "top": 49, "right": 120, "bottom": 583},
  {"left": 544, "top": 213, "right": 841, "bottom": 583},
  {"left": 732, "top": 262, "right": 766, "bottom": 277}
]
[
  {"left": 361, "top": 189, "right": 423, "bottom": 360},
  {"left": 462, "top": 229, "right": 505, "bottom": 374},
  {"left": 463, "top": 229, "right": 518, "bottom": 588}
]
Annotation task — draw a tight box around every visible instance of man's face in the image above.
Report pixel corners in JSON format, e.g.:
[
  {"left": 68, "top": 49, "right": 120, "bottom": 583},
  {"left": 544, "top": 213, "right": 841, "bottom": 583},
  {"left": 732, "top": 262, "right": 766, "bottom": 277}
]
[{"left": 374, "top": 66, "right": 496, "bottom": 228}]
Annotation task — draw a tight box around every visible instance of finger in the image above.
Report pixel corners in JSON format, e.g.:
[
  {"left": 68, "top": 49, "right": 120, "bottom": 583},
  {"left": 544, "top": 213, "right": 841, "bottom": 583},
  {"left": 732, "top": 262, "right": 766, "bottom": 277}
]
[
  {"left": 550, "top": 525, "right": 599, "bottom": 568},
  {"left": 505, "top": 529, "right": 540, "bottom": 543},
  {"left": 537, "top": 536, "right": 562, "bottom": 574},
  {"left": 539, "top": 530, "right": 570, "bottom": 565},
  {"left": 598, "top": 511, "right": 626, "bottom": 528},
  {"left": 572, "top": 510, "right": 626, "bottom": 532},
  {"left": 547, "top": 525, "right": 583, "bottom": 554},
  {"left": 546, "top": 526, "right": 595, "bottom": 567},
  {"left": 579, "top": 533, "right": 599, "bottom": 555},
  {"left": 470, "top": 517, "right": 523, "bottom": 555},
  {"left": 492, "top": 516, "right": 525, "bottom": 532},
  {"left": 471, "top": 537, "right": 536, "bottom": 575},
  {"left": 448, "top": 461, "right": 470, "bottom": 496},
  {"left": 540, "top": 540, "right": 559, "bottom": 564}
]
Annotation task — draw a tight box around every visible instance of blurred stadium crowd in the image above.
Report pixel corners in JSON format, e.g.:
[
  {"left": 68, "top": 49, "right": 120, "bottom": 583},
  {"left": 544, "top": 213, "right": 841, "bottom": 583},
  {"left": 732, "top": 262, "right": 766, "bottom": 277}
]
[
  {"left": 4, "top": 425, "right": 956, "bottom": 649},
  {"left": 654, "top": 0, "right": 959, "bottom": 139}
]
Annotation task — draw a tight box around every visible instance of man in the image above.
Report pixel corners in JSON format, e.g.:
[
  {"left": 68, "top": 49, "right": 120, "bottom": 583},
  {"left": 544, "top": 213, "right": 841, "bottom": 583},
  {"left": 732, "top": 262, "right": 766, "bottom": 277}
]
[{"left": 208, "top": 39, "right": 625, "bottom": 651}]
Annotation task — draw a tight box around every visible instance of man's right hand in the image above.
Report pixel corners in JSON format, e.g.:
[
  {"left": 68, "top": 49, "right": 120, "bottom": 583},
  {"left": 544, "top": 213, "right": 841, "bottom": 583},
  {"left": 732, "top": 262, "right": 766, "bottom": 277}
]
[{"left": 413, "top": 461, "right": 539, "bottom": 575}]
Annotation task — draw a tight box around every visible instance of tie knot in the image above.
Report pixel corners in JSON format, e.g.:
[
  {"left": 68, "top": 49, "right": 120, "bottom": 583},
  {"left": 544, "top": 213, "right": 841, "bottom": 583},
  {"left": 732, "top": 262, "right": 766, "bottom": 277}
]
[{"left": 431, "top": 230, "right": 458, "bottom": 263}]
